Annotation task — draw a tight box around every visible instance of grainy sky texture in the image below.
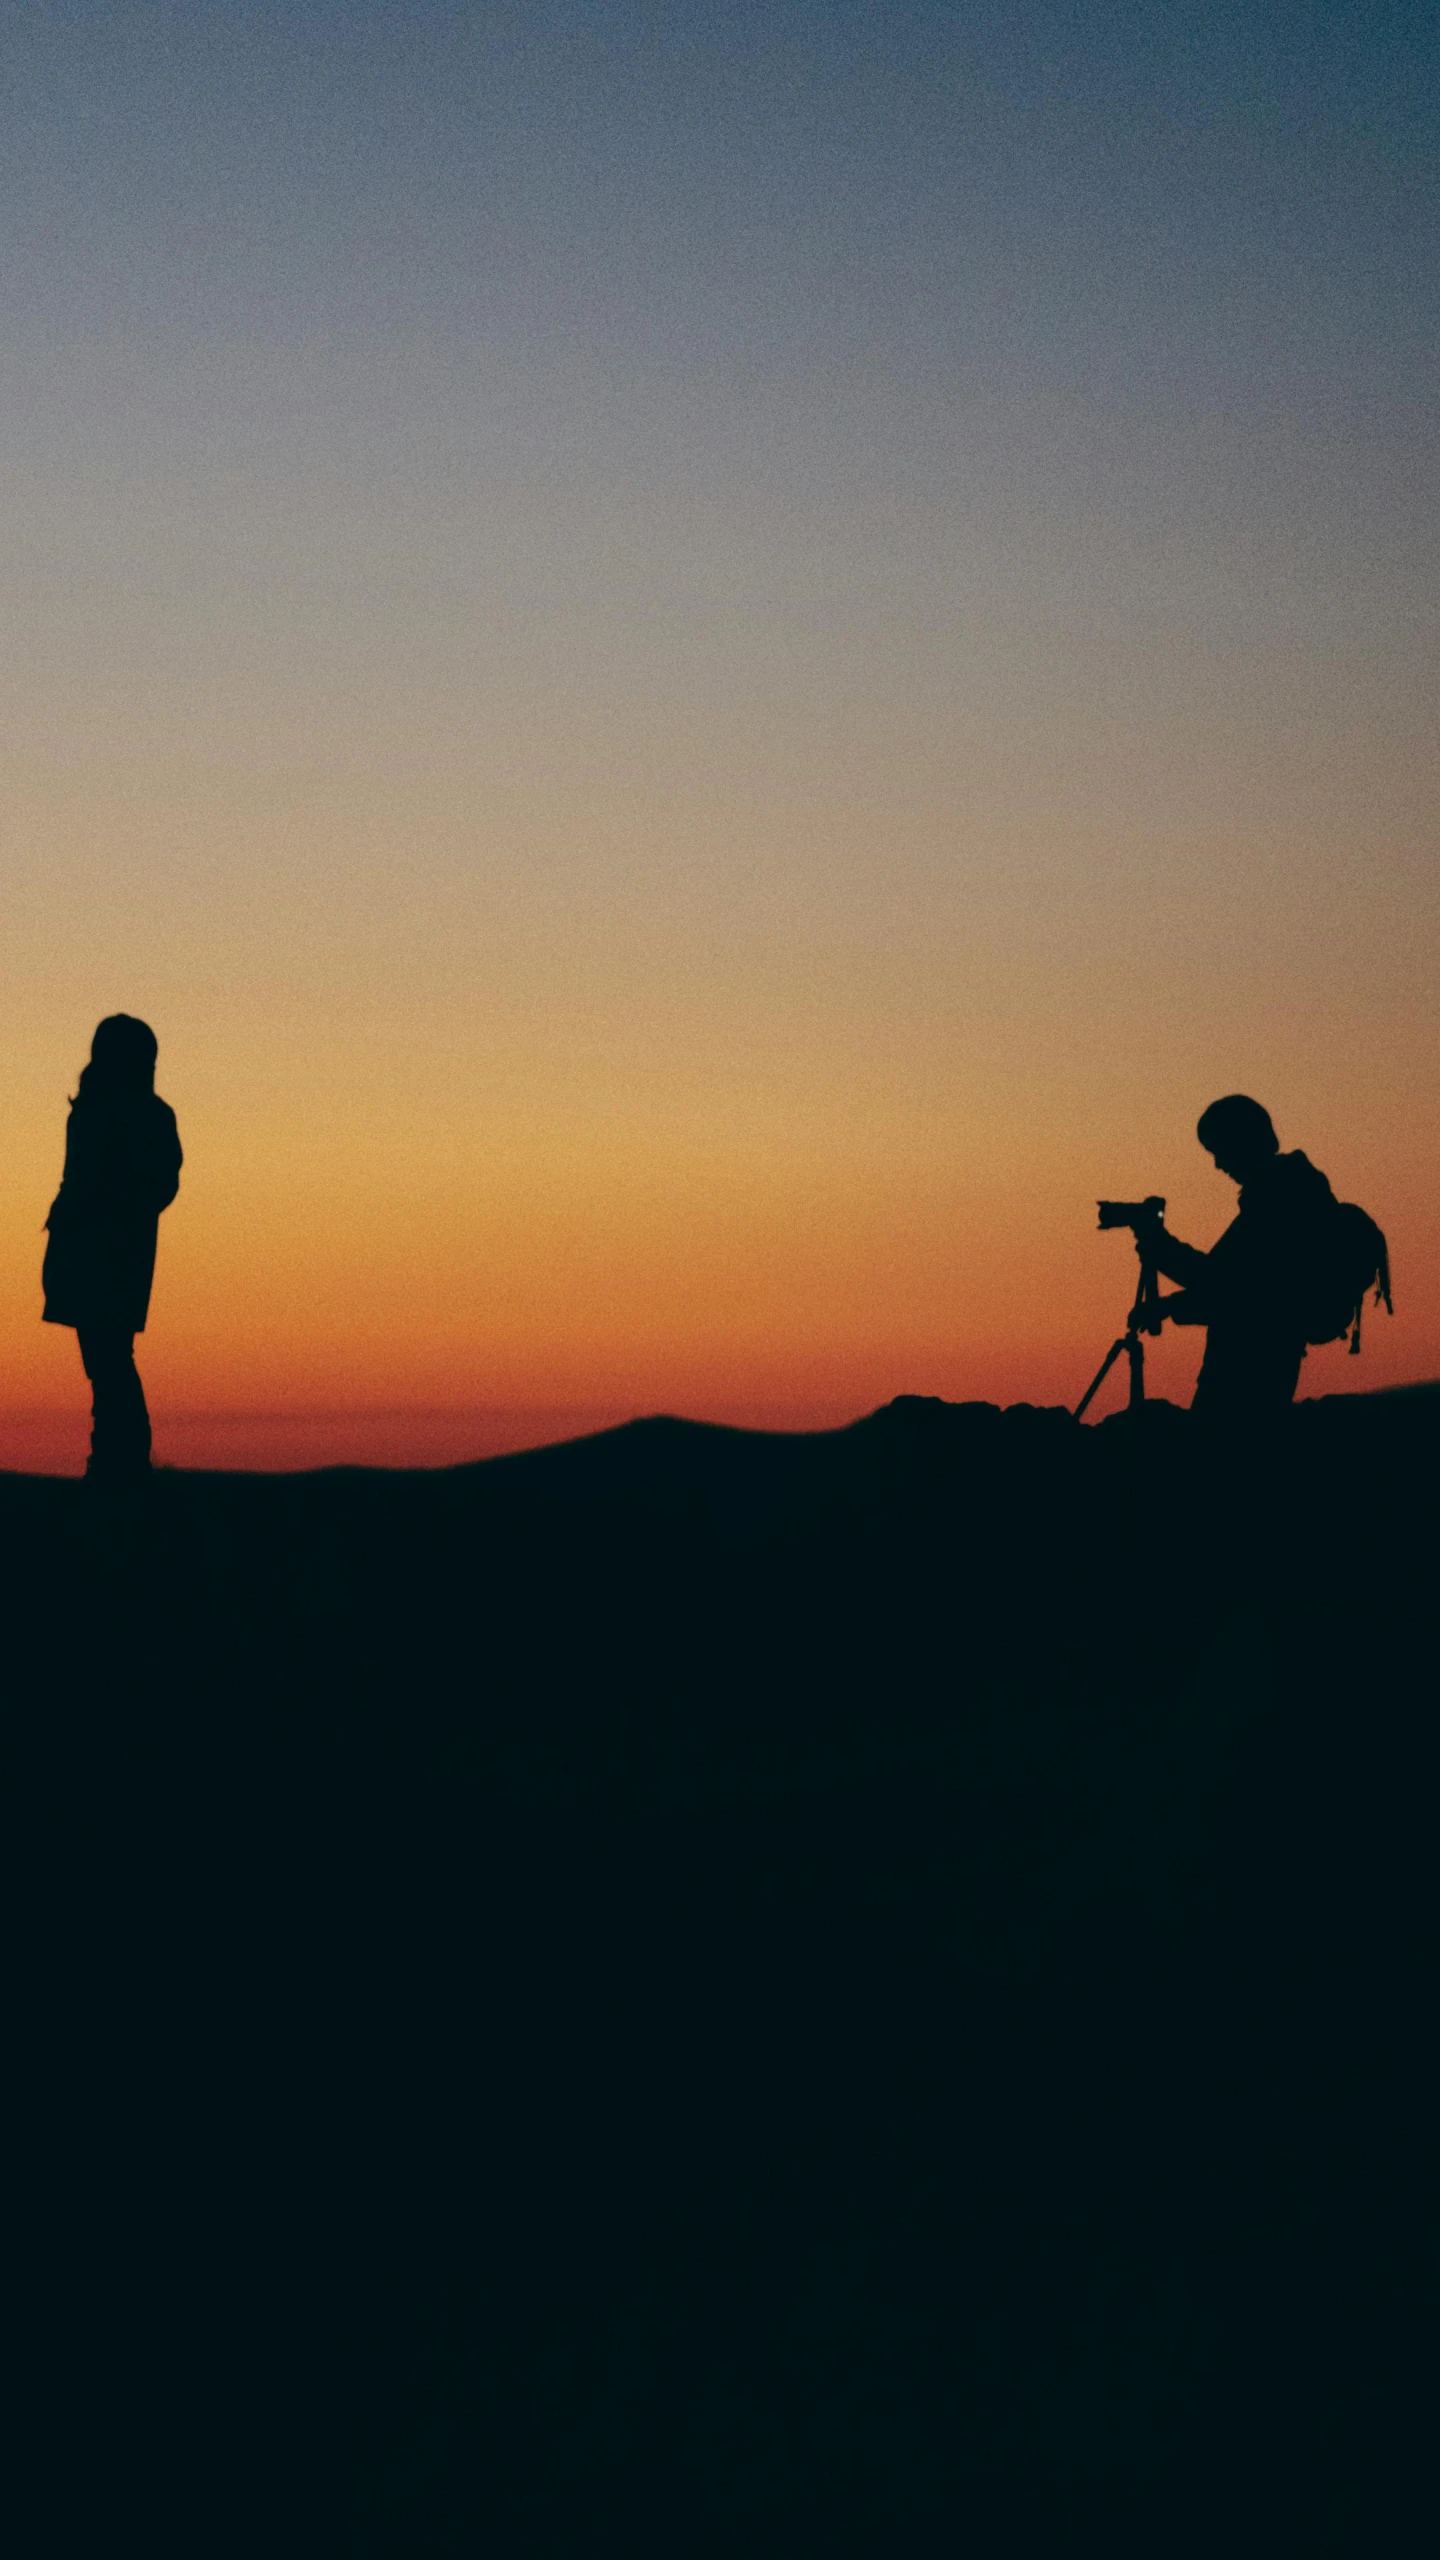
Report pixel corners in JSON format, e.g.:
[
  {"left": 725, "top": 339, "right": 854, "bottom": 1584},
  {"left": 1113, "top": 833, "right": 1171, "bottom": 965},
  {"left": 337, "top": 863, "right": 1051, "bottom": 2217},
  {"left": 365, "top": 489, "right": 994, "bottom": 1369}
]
[{"left": 2, "top": 0, "right": 1436, "bottom": 1466}]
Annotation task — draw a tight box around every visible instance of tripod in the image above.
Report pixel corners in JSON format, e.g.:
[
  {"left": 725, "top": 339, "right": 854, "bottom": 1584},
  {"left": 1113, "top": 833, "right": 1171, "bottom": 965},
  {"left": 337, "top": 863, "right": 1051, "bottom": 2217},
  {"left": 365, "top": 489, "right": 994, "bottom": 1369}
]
[{"left": 1074, "top": 1246, "right": 1169, "bottom": 1420}]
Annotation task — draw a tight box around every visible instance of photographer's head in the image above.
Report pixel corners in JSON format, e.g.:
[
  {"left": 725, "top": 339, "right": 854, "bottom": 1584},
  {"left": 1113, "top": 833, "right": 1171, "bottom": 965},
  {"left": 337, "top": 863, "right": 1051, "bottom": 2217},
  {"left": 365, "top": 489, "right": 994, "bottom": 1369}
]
[{"left": 1197, "top": 1094, "right": 1278, "bottom": 1185}]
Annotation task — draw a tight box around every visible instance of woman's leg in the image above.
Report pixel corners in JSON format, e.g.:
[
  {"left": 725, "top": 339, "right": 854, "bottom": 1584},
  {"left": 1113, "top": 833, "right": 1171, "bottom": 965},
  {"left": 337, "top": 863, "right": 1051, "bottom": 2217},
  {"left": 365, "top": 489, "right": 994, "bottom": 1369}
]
[{"left": 76, "top": 1329, "right": 151, "bottom": 1479}]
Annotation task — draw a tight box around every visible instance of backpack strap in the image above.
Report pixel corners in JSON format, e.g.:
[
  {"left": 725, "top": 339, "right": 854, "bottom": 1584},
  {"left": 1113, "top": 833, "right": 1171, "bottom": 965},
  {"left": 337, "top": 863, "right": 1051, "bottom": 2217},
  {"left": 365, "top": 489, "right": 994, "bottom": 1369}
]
[{"left": 1351, "top": 1226, "right": 1394, "bottom": 1349}]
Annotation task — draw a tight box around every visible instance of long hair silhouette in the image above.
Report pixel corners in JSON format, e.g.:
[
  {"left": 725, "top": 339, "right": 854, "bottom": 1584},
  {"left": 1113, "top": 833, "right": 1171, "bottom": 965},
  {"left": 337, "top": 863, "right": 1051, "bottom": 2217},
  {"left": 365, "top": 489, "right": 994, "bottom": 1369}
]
[{"left": 74, "top": 1012, "right": 159, "bottom": 1103}]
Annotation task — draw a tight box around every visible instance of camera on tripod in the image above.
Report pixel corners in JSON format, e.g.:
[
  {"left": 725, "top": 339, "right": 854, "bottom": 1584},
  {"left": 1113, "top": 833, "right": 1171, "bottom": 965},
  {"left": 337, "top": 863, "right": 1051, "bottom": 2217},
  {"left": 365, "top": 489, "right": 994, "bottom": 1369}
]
[
  {"left": 1096, "top": 1195, "right": 1165, "bottom": 1233},
  {"left": 1074, "top": 1197, "right": 1172, "bottom": 1418}
]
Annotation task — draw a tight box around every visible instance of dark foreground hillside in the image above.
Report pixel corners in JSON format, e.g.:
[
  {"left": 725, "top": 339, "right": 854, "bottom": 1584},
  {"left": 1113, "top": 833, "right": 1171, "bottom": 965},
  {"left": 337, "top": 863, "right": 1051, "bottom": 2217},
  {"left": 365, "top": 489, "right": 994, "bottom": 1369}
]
[{"left": 5, "top": 1388, "right": 1438, "bottom": 2556}]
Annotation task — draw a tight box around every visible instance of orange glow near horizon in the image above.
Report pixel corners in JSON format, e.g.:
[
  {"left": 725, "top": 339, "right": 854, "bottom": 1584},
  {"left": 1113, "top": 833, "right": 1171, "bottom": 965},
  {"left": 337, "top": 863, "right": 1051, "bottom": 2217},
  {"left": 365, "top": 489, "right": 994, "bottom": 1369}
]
[{"left": 4, "top": 954, "right": 1435, "bottom": 1471}]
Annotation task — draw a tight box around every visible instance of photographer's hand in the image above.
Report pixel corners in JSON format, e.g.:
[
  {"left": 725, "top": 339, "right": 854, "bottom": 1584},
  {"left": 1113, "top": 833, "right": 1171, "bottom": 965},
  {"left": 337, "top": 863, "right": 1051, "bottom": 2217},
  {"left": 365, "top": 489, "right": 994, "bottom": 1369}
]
[{"left": 1159, "top": 1289, "right": 1204, "bottom": 1327}]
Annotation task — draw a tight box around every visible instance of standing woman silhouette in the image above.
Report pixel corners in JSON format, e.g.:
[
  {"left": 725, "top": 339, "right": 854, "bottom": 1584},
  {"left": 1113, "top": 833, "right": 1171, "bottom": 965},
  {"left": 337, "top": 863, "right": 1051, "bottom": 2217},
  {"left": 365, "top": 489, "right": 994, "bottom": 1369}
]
[{"left": 43, "top": 1016, "right": 182, "bottom": 1484}]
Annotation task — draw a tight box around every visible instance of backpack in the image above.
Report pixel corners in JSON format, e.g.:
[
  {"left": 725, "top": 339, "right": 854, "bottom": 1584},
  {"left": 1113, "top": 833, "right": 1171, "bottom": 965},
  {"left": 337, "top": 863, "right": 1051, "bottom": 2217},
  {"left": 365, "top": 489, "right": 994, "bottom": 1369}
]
[{"left": 1302, "top": 1198, "right": 1393, "bottom": 1354}]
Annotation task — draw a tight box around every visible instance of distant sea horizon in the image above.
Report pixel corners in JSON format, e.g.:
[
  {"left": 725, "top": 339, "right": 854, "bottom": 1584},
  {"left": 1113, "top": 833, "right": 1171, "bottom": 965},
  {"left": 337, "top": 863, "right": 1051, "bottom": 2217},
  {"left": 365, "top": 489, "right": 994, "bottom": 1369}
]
[{"left": 8, "top": 1378, "right": 1435, "bottom": 1475}]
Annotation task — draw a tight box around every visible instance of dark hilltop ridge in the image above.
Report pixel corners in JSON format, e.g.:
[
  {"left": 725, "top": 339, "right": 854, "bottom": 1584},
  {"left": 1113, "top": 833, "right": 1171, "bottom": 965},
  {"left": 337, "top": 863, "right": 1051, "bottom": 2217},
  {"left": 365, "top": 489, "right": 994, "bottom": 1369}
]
[{"left": 7, "top": 1386, "right": 1438, "bottom": 2555}]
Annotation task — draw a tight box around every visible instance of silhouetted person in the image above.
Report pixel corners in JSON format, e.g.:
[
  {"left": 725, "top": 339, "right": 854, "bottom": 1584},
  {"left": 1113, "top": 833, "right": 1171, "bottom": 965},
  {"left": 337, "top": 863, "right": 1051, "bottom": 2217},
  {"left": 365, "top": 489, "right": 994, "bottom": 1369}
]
[
  {"left": 42, "top": 1017, "right": 182, "bottom": 1485},
  {"left": 1143, "top": 1096, "right": 1332, "bottom": 1420}
]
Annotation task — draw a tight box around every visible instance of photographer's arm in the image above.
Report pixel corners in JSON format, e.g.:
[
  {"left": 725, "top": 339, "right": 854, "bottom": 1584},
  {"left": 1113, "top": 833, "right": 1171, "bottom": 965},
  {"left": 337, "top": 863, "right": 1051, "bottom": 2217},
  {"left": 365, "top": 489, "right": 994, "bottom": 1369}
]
[{"left": 1143, "top": 1228, "right": 1210, "bottom": 1288}]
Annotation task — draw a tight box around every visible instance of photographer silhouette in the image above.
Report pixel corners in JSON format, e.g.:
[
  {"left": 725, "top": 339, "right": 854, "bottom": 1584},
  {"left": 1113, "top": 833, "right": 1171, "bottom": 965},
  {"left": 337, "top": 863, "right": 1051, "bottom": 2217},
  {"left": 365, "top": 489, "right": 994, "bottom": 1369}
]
[{"left": 1137, "top": 1096, "right": 1330, "bottom": 1421}]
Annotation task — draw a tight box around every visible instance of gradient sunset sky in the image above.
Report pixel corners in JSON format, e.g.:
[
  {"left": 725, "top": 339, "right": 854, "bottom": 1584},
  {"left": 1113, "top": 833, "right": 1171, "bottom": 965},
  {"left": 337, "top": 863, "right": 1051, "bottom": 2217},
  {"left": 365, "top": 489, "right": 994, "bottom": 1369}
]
[{"left": 3, "top": 0, "right": 1436, "bottom": 1468}]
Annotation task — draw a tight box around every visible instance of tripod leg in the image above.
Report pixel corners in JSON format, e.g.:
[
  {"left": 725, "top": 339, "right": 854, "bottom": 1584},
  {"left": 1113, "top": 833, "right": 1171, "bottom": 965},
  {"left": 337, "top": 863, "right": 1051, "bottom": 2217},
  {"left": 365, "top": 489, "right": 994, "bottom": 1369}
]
[
  {"left": 1126, "top": 1328, "right": 1146, "bottom": 1409},
  {"left": 1074, "top": 1336, "right": 1129, "bottom": 1422}
]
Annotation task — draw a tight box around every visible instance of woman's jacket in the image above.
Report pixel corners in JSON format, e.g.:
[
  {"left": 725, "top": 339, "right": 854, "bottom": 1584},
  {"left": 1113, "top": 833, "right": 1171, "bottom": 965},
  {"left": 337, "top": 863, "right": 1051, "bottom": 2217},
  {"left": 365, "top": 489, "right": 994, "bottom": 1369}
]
[{"left": 42, "top": 1091, "right": 183, "bottom": 1333}]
